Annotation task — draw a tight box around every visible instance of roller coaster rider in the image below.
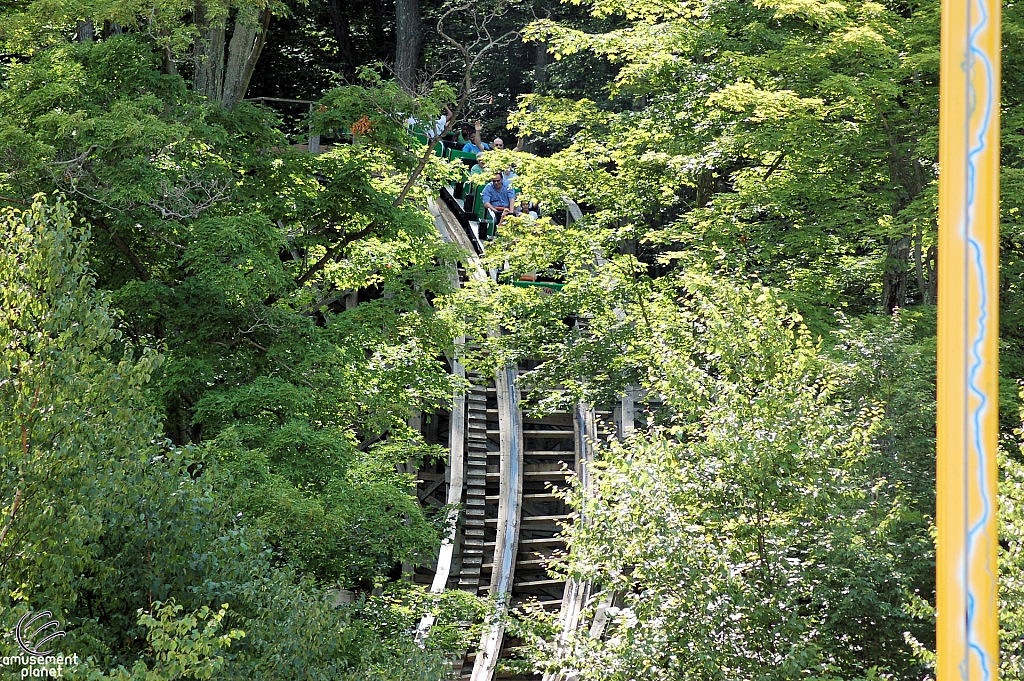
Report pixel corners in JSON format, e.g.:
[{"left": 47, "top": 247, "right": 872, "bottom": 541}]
[{"left": 481, "top": 172, "right": 517, "bottom": 225}]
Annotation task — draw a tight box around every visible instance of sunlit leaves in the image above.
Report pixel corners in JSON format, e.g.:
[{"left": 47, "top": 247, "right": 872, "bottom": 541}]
[{"left": 520, "top": 291, "right": 932, "bottom": 680}]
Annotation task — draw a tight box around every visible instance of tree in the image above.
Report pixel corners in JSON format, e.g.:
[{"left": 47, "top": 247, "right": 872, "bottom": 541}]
[
  {"left": 437, "top": 0, "right": 960, "bottom": 671},
  {"left": 1000, "top": 440, "right": 1024, "bottom": 681},
  {"left": 395, "top": 0, "right": 423, "bottom": 92},
  {"left": 0, "top": 196, "right": 474, "bottom": 681},
  {"left": 506, "top": 0, "right": 945, "bottom": 328},
  {"left": 194, "top": 1, "right": 275, "bottom": 109},
  {"left": 0, "top": 195, "right": 256, "bottom": 660},
  {"left": 474, "top": 274, "right": 937, "bottom": 679},
  {"left": 1, "top": 0, "right": 280, "bottom": 109},
  {"left": 0, "top": 27, "right": 470, "bottom": 588}
]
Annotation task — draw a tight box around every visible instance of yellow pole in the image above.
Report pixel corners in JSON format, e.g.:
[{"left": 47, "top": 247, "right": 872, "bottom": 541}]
[{"left": 937, "top": 0, "right": 1000, "bottom": 674}]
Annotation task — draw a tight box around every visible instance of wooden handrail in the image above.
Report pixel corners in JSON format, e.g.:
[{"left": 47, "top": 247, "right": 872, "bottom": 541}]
[{"left": 244, "top": 96, "right": 316, "bottom": 105}]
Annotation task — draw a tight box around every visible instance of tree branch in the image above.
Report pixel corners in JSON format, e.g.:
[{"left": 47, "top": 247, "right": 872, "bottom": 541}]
[
  {"left": 240, "top": 338, "right": 315, "bottom": 389},
  {"left": 94, "top": 218, "right": 151, "bottom": 282},
  {"left": 295, "top": 224, "right": 376, "bottom": 287},
  {"left": 0, "top": 487, "right": 22, "bottom": 549},
  {"left": 264, "top": 223, "right": 376, "bottom": 305},
  {"left": 762, "top": 151, "right": 787, "bottom": 180},
  {"left": 2, "top": 381, "right": 40, "bottom": 550}
]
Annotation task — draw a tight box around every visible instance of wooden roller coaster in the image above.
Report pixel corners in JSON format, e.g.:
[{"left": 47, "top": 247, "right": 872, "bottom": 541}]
[{"left": 409, "top": 181, "right": 637, "bottom": 680}]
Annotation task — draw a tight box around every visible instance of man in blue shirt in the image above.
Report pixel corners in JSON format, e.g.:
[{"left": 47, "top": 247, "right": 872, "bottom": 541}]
[
  {"left": 481, "top": 172, "right": 517, "bottom": 224},
  {"left": 461, "top": 120, "right": 491, "bottom": 154}
]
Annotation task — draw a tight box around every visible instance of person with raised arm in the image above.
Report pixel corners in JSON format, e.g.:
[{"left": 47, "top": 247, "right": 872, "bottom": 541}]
[
  {"left": 491, "top": 136, "right": 524, "bottom": 151},
  {"left": 461, "top": 120, "right": 491, "bottom": 153}
]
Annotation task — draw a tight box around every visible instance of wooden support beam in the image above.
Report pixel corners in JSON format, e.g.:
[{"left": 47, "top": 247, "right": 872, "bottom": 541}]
[
  {"left": 543, "top": 403, "right": 596, "bottom": 681},
  {"left": 470, "top": 365, "right": 523, "bottom": 681},
  {"left": 620, "top": 386, "right": 636, "bottom": 437}
]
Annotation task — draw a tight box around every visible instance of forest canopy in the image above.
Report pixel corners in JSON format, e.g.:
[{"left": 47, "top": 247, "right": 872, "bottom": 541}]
[{"left": 2, "top": 0, "right": 1024, "bottom": 679}]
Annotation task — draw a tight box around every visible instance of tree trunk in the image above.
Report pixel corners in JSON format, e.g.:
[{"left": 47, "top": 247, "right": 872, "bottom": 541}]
[
  {"left": 912, "top": 217, "right": 937, "bottom": 305},
  {"left": 235, "top": 11, "right": 271, "bottom": 103},
  {"left": 221, "top": 7, "right": 271, "bottom": 110},
  {"left": 533, "top": 39, "right": 548, "bottom": 95},
  {"left": 695, "top": 170, "right": 714, "bottom": 207},
  {"left": 521, "top": 40, "right": 549, "bottom": 153},
  {"left": 522, "top": 1, "right": 552, "bottom": 153},
  {"left": 194, "top": 1, "right": 227, "bottom": 101},
  {"left": 328, "top": 0, "right": 358, "bottom": 78},
  {"left": 75, "top": 20, "right": 94, "bottom": 42},
  {"left": 102, "top": 21, "right": 122, "bottom": 39},
  {"left": 880, "top": 235, "right": 911, "bottom": 312},
  {"left": 873, "top": 96, "right": 932, "bottom": 312},
  {"left": 163, "top": 46, "right": 178, "bottom": 76},
  {"left": 913, "top": 221, "right": 926, "bottom": 303},
  {"left": 925, "top": 244, "right": 938, "bottom": 305},
  {"left": 395, "top": 0, "right": 422, "bottom": 92}
]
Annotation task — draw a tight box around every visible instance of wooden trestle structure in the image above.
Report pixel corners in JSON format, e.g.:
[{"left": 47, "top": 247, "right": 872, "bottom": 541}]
[{"left": 408, "top": 199, "right": 635, "bottom": 680}]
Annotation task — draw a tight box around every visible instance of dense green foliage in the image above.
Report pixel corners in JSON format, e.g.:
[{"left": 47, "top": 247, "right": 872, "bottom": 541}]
[
  {"left": 507, "top": 283, "right": 936, "bottom": 679},
  {"left": 0, "top": 30, "right": 461, "bottom": 587},
  {"left": 442, "top": 0, "right": 1024, "bottom": 675},
  {"left": 0, "top": 3, "right": 479, "bottom": 676},
  {"left": 0, "top": 196, "right": 477, "bottom": 680},
  {"left": 3, "top": 0, "right": 1024, "bottom": 679}
]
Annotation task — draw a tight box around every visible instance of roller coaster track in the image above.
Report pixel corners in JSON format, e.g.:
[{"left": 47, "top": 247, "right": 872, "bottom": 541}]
[
  {"left": 238, "top": 112, "right": 621, "bottom": 678},
  {"left": 416, "top": 197, "right": 629, "bottom": 681}
]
